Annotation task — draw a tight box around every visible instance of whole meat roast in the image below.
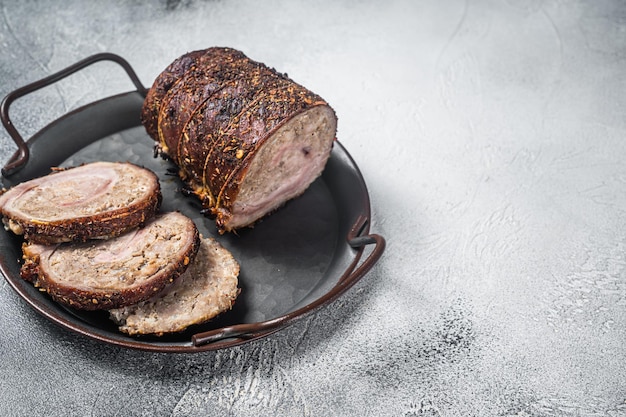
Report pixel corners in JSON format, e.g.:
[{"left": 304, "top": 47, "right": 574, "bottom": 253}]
[{"left": 141, "top": 47, "right": 338, "bottom": 233}]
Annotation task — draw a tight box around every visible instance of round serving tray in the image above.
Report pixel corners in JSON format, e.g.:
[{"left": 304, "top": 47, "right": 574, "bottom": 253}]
[{"left": 0, "top": 53, "right": 385, "bottom": 352}]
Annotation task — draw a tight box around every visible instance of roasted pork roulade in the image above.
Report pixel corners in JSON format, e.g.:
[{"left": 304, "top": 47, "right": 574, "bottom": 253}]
[{"left": 141, "top": 47, "right": 337, "bottom": 233}]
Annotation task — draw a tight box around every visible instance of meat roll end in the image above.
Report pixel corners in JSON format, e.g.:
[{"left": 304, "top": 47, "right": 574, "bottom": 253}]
[{"left": 216, "top": 105, "right": 336, "bottom": 231}]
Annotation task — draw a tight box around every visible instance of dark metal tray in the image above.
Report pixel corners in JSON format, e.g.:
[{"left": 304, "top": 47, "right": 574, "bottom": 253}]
[{"left": 0, "top": 53, "right": 385, "bottom": 352}]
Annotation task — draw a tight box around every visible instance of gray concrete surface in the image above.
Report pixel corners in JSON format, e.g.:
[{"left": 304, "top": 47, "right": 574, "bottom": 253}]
[{"left": 0, "top": 0, "right": 625, "bottom": 416}]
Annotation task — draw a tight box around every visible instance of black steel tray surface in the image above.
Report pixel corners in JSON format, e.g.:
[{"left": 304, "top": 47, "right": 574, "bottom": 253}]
[{"left": 0, "top": 53, "right": 385, "bottom": 352}]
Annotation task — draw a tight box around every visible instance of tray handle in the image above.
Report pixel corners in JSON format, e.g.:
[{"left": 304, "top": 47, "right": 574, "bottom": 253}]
[
  {"left": 191, "top": 215, "right": 386, "bottom": 347},
  {"left": 1, "top": 52, "right": 147, "bottom": 176}
]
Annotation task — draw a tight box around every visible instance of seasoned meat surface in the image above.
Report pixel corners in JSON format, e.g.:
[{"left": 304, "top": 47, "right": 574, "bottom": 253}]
[
  {"left": 142, "top": 47, "right": 337, "bottom": 233},
  {"left": 0, "top": 161, "right": 161, "bottom": 244},
  {"left": 141, "top": 49, "right": 207, "bottom": 140},
  {"left": 157, "top": 47, "right": 249, "bottom": 163}
]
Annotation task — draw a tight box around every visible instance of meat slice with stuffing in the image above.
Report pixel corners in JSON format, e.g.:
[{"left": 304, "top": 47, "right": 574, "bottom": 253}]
[
  {"left": 20, "top": 212, "right": 200, "bottom": 311},
  {"left": 0, "top": 161, "right": 161, "bottom": 244},
  {"left": 109, "top": 236, "right": 240, "bottom": 335}
]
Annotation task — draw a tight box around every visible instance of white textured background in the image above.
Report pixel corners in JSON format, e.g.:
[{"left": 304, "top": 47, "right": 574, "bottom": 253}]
[{"left": 0, "top": 0, "right": 625, "bottom": 416}]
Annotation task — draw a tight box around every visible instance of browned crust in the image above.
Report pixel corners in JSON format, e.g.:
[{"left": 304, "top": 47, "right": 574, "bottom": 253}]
[
  {"left": 141, "top": 49, "right": 207, "bottom": 140},
  {"left": 157, "top": 47, "right": 249, "bottom": 162},
  {"left": 19, "top": 243, "right": 39, "bottom": 284},
  {"left": 20, "top": 217, "right": 201, "bottom": 311}
]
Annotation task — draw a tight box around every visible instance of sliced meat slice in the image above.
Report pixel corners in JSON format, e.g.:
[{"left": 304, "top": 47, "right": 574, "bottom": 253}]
[
  {"left": 109, "top": 237, "right": 240, "bottom": 336},
  {"left": 0, "top": 161, "right": 161, "bottom": 244},
  {"left": 20, "top": 212, "right": 200, "bottom": 311}
]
